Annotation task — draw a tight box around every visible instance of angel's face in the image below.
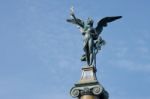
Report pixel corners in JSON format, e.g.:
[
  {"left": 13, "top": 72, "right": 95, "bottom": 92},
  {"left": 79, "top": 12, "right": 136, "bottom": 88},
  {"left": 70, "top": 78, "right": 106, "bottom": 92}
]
[{"left": 87, "top": 18, "right": 93, "bottom": 27}]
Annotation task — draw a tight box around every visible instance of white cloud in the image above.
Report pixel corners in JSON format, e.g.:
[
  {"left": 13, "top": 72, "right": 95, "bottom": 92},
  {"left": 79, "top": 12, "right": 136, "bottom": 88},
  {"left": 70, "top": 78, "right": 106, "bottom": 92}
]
[
  {"left": 31, "top": 93, "right": 70, "bottom": 99},
  {"left": 115, "top": 47, "right": 128, "bottom": 58},
  {"left": 137, "top": 46, "right": 149, "bottom": 55},
  {"left": 110, "top": 59, "right": 150, "bottom": 72}
]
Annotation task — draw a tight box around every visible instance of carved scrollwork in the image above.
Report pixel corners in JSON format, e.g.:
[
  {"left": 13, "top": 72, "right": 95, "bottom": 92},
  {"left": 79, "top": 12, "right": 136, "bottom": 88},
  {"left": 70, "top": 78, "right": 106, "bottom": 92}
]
[
  {"left": 92, "top": 86, "right": 103, "bottom": 95},
  {"left": 70, "top": 83, "right": 104, "bottom": 97},
  {"left": 70, "top": 88, "right": 80, "bottom": 98},
  {"left": 80, "top": 87, "right": 91, "bottom": 95}
]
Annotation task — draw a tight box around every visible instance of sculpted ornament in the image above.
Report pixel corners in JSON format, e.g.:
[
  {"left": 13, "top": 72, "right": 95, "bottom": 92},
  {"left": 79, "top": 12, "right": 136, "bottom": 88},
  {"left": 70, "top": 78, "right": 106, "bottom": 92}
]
[{"left": 67, "top": 7, "right": 122, "bottom": 66}]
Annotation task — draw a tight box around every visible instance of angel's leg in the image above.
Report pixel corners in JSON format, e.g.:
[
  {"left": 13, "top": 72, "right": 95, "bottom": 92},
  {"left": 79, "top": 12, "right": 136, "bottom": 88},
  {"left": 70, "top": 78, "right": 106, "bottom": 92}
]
[
  {"left": 88, "top": 38, "right": 94, "bottom": 66},
  {"left": 83, "top": 41, "right": 90, "bottom": 66}
]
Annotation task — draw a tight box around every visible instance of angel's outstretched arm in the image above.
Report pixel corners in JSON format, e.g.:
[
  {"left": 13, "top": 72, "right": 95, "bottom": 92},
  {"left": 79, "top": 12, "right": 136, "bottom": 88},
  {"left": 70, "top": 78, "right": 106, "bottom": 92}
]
[
  {"left": 70, "top": 7, "right": 79, "bottom": 24},
  {"left": 66, "top": 7, "right": 84, "bottom": 28}
]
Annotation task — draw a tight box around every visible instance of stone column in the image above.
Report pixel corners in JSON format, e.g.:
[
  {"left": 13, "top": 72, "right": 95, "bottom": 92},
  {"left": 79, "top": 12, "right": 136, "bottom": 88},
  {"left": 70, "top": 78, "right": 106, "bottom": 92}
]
[
  {"left": 80, "top": 95, "right": 96, "bottom": 99},
  {"left": 70, "top": 66, "right": 109, "bottom": 99}
]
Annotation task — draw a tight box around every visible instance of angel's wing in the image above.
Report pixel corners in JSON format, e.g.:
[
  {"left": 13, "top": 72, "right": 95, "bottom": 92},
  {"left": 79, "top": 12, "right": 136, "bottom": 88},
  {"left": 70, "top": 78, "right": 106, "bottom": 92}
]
[
  {"left": 95, "top": 16, "right": 122, "bottom": 35},
  {"left": 66, "top": 18, "right": 84, "bottom": 28}
]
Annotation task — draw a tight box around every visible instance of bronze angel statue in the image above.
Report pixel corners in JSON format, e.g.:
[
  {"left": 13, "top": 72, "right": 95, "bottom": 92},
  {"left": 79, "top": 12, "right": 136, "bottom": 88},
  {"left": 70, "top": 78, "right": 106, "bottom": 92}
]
[{"left": 67, "top": 7, "right": 122, "bottom": 67}]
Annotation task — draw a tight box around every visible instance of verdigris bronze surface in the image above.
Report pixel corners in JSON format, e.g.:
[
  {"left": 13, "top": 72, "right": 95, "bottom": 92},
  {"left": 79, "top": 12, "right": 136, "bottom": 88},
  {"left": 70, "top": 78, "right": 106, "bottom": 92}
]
[{"left": 67, "top": 7, "right": 122, "bottom": 67}]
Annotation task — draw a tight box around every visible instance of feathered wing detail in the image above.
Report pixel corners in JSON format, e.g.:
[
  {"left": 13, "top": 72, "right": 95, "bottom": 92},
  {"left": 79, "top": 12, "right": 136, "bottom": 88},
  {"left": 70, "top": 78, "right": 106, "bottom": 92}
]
[
  {"left": 66, "top": 18, "right": 84, "bottom": 28},
  {"left": 95, "top": 16, "right": 122, "bottom": 35}
]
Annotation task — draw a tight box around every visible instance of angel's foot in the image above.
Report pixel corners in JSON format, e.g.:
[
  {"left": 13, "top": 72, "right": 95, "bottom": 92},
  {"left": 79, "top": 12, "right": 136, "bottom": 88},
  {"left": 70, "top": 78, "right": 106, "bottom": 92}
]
[{"left": 80, "top": 54, "right": 86, "bottom": 61}]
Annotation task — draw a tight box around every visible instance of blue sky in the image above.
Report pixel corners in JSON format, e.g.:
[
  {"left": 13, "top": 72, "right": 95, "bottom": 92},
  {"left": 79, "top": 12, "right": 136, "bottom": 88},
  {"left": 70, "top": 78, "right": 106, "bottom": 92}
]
[{"left": 0, "top": 0, "right": 150, "bottom": 99}]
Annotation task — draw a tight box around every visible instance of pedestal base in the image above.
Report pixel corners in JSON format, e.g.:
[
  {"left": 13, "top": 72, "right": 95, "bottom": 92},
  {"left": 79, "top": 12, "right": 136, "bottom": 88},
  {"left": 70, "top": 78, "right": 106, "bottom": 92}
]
[{"left": 79, "top": 66, "right": 97, "bottom": 84}]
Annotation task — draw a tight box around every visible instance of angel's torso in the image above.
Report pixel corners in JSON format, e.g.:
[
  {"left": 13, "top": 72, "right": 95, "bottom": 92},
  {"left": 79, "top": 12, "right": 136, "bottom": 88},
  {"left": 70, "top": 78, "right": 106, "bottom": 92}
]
[{"left": 78, "top": 26, "right": 94, "bottom": 47}]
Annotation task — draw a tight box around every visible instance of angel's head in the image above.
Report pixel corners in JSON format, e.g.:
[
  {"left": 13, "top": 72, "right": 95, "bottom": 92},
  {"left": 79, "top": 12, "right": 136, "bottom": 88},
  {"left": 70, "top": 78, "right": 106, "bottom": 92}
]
[{"left": 87, "top": 17, "right": 94, "bottom": 27}]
